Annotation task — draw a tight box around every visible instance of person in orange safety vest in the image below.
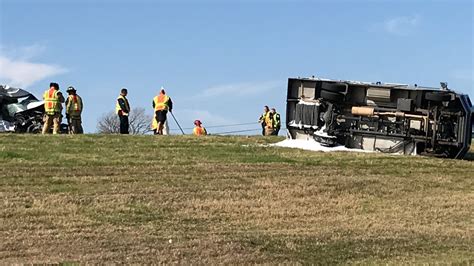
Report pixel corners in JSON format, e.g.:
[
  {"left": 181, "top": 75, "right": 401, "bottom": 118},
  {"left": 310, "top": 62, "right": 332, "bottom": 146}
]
[
  {"left": 42, "top": 82, "right": 65, "bottom": 134},
  {"left": 193, "top": 120, "right": 207, "bottom": 136},
  {"left": 152, "top": 87, "right": 173, "bottom": 135}
]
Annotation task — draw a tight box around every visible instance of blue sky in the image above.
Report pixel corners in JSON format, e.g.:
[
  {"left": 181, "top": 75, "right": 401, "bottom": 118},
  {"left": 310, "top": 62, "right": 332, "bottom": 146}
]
[{"left": 0, "top": 0, "right": 472, "bottom": 134}]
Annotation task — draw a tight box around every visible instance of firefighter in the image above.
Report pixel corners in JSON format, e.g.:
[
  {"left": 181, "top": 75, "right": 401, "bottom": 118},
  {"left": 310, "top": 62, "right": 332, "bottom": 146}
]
[
  {"left": 65, "top": 86, "right": 83, "bottom": 134},
  {"left": 258, "top": 105, "right": 270, "bottom": 136},
  {"left": 116, "top": 88, "right": 130, "bottom": 134},
  {"left": 271, "top": 108, "right": 281, "bottom": 135},
  {"left": 152, "top": 87, "right": 173, "bottom": 135},
  {"left": 42, "top": 82, "right": 64, "bottom": 134},
  {"left": 193, "top": 120, "right": 207, "bottom": 136}
]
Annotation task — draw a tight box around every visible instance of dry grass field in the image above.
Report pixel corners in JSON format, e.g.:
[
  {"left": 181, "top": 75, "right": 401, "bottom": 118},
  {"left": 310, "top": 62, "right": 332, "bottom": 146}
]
[{"left": 0, "top": 135, "right": 473, "bottom": 264}]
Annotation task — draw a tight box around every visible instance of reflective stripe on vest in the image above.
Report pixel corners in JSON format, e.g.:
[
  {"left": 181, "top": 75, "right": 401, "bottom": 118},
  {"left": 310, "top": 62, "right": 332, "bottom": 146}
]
[
  {"left": 116, "top": 95, "right": 130, "bottom": 114},
  {"left": 154, "top": 94, "right": 170, "bottom": 111},
  {"left": 273, "top": 113, "right": 281, "bottom": 127},
  {"left": 67, "top": 95, "right": 82, "bottom": 114},
  {"left": 43, "top": 88, "right": 60, "bottom": 114}
]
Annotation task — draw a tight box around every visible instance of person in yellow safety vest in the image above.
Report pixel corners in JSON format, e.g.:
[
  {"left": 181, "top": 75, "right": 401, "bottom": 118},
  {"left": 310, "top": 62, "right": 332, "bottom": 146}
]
[
  {"left": 271, "top": 108, "right": 281, "bottom": 135},
  {"left": 152, "top": 87, "right": 173, "bottom": 135},
  {"left": 65, "top": 86, "right": 84, "bottom": 134},
  {"left": 264, "top": 109, "right": 275, "bottom": 136},
  {"left": 42, "top": 82, "right": 65, "bottom": 134},
  {"left": 193, "top": 120, "right": 207, "bottom": 136},
  {"left": 258, "top": 105, "right": 270, "bottom": 136},
  {"left": 116, "top": 88, "right": 130, "bottom": 134}
]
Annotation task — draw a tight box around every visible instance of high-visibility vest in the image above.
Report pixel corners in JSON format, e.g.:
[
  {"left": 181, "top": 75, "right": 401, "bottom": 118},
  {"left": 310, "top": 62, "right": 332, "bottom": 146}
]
[
  {"left": 273, "top": 113, "right": 281, "bottom": 128},
  {"left": 43, "top": 88, "right": 60, "bottom": 115},
  {"left": 116, "top": 95, "right": 130, "bottom": 114},
  {"left": 265, "top": 112, "right": 274, "bottom": 129},
  {"left": 151, "top": 115, "right": 158, "bottom": 130},
  {"left": 193, "top": 126, "right": 207, "bottom": 136},
  {"left": 66, "top": 95, "right": 83, "bottom": 116},
  {"left": 259, "top": 111, "right": 268, "bottom": 123},
  {"left": 153, "top": 94, "right": 170, "bottom": 111}
]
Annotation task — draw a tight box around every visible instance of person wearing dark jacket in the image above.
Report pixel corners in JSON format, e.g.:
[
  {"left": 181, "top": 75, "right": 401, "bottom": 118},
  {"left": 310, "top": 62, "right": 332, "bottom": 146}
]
[
  {"left": 116, "top": 88, "right": 130, "bottom": 134},
  {"left": 271, "top": 108, "right": 281, "bottom": 135}
]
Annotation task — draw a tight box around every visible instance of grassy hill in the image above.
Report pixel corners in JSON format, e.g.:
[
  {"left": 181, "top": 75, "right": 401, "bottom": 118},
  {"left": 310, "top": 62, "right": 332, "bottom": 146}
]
[{"left": 0, "top": 135, "right": 473, "bottom": 264}]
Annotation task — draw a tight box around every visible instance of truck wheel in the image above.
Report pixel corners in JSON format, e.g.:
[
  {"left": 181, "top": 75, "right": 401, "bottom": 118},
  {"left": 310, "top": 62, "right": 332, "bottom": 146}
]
[
  {"left": 425, "top": 91, "right": 451, "bottom": 102},
  {"left": 321, "top": 90, "right": 344, "bottom": 102},
  {"left": 321, "top": 83, "right": 346, "bottom": 93}
]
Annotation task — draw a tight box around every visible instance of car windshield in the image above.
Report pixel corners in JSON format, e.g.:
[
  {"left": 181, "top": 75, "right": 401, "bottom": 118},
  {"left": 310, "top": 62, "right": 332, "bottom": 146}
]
[{"left": 5, "top": 95, "right": 41, "bottom": 117}]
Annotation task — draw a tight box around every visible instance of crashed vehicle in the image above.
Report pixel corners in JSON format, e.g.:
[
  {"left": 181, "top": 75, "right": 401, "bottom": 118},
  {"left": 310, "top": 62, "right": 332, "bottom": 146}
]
[
  {"left": 286, "top": 77, "right": 473, "bottom": 159},
  {"left": 0, "top": 85, "right": 46, "bottom": 133}
]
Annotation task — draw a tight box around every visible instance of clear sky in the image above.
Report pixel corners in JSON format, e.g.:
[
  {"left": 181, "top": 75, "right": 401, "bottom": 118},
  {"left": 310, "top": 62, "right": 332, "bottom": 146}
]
[{"left": 0, "top": 0, "right": 472, "bottom": 134}]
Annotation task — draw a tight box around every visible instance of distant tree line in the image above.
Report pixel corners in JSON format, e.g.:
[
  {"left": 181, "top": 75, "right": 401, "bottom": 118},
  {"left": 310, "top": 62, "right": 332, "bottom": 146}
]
[{"left": 97, "top": 107, "right": 151, "bottom": 135}]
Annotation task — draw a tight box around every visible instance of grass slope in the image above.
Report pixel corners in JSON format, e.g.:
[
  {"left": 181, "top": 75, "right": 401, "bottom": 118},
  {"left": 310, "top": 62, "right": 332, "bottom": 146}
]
[{"left": 0, "top": 135, "right": 473, "bottom": 264}]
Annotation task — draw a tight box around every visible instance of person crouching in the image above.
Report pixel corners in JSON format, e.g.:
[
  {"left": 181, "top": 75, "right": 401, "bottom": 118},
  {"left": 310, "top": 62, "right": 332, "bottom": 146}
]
[{"left": 193, "top": 120, "right": 207, "bottom": 136}]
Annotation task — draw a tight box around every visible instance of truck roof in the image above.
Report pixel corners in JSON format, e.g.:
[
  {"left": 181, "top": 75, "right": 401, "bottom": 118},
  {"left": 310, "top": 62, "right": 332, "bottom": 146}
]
[{"left": 290, "top": 76, "right": 457, "bottom": 93}]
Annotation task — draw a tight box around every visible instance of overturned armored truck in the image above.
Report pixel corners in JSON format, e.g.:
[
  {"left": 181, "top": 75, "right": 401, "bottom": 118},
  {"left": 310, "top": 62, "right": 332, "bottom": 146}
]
[{"left": 286, "top": 77, "right": 473, "bottom": 159}]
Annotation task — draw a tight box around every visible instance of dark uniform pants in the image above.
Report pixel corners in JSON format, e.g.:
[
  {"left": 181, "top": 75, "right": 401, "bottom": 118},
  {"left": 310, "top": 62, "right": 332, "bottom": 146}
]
[
  {"left": 68, "top": 116, "right": 83, "bottom": 134},
  {"left": 119, "top": 114, "right": 129, "bottom": 134}
]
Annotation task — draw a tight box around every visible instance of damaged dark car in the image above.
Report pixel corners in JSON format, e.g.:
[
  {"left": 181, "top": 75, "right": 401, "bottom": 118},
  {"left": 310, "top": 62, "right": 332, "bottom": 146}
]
[
  {"left": 286, "top": 77, "right": 473, "bottom": 159},
  {"left": 0, "top": 85, "right": 45, "bottom": 133}
]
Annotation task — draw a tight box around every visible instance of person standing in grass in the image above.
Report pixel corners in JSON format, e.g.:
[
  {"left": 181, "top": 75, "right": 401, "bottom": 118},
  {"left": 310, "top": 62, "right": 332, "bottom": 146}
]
[
  {"left": 65, "top": 86, "right": 84, "bottom": 134},
  {"left": 258, "top": 105, "right": 270, "bottom": 136},
  {"left": 264, "top": 110, "right": 275, "bottom": 136},
  {"left": 152, "top": 87, "right": 173, "bottom": 135},
  {"left": 42, "top": 82, "right": 65, "bottom": 134},
  {"left": 116, "top": 88, "right": 130, "bottom": 134},
  {"left": 271, "top": 108, "right": 281, "bottom": 136},
  {"left": 193, "top": 120, "right": 207, "bottom": 136}
]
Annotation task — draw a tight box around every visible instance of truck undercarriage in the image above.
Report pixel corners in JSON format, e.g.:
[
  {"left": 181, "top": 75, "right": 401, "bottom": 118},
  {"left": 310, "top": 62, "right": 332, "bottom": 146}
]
[{"left": 286, "top": 77, "right": 473, "bottom": 159}]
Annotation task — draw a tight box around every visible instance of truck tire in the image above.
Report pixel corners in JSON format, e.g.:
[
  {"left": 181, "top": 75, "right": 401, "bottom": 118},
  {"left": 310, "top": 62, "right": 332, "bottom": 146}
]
[
  {"left": 321, "top": 90, "right": 344, "bottom": 102},
  {"left": 321, "top": 83, "right": 346, "bottom": 93},
  {"left": 425, "top": 91, "right": 451, "bottom": 102}
]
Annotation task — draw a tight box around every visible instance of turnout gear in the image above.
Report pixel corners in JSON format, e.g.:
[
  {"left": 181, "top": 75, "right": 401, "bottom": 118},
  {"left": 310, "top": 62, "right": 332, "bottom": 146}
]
[
  {"left": 66, "top": 94, "right": 83, "bottom": 117},
  {"left": 42, "top": 113, "right": 61, "bottom": 134},
  {"left": 43, "top": 88, "right": 61, "bottom": 115},
  {"left": 42, "top": 83, "right": 64, "bottom": 134},
  {"left": 65, "top": 90, "right": 84, "bottom": 134}
]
